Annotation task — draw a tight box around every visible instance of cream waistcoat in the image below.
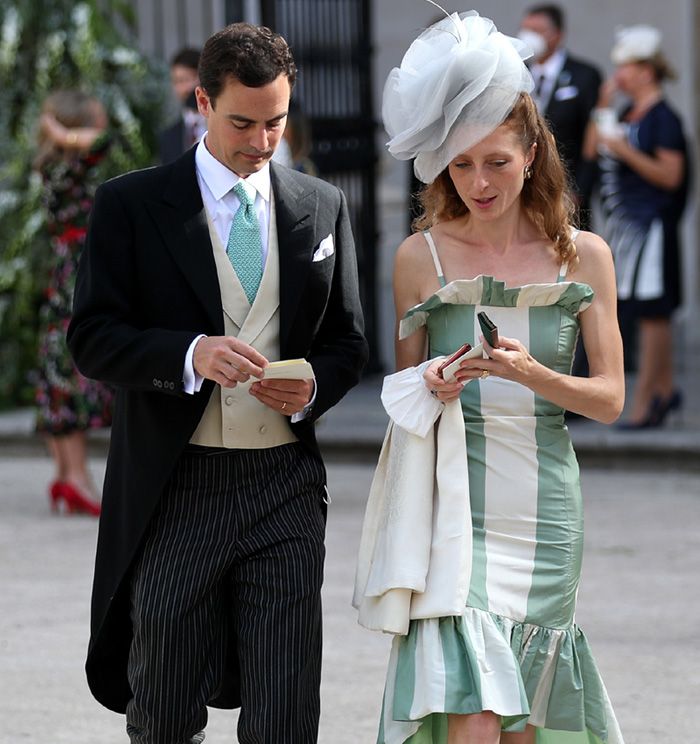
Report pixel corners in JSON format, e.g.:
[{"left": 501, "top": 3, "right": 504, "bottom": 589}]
[{"left": 189, "top": 199, "right": 298, "bottom": 449}]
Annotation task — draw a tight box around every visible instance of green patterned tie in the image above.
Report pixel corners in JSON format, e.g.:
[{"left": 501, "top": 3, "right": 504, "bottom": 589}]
[{"left": 227, "top": 182, "right": 263, "bottom": 304}]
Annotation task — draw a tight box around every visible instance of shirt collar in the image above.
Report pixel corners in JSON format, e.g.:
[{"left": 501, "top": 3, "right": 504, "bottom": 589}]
[
  {"left": 531, "top": 47, "right": 566, "bottom": 80},
  {"left": 195, "top": 134, "right": 271, "bottom": 203}
]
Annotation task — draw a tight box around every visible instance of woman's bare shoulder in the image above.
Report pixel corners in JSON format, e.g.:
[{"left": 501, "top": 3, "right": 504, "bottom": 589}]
[
  {"left": 395, "top": 230, "right": 433, "bottom": 268},
  {"left": 571, "top": 230, "right": 615, "bottom": 285},
  {"left": 574, "top": 229, "right": 610, "bottom": 253}
]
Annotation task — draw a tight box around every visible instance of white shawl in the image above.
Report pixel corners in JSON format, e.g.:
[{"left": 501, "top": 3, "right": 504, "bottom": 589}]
[{"left": 352, "top": 361, "right": 473, "bottom": 635}]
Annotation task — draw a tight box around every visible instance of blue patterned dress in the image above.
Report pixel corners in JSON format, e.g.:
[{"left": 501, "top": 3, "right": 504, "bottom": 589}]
[{"left": 599, "top": 100, "right": 687, "bottom": 318}]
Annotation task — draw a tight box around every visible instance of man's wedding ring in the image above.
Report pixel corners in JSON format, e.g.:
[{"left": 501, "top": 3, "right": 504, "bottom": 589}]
[
  {"left": 281, "top": 401, "right": 287, "bottom": 410},
  {"left": 480, "top": 370, "right": 490, "bottom": 379}
]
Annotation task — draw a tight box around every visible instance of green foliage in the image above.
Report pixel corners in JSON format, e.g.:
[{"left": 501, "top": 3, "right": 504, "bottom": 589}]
[{"left": 0, "top": 0, "right": 169, "bottom": 408}]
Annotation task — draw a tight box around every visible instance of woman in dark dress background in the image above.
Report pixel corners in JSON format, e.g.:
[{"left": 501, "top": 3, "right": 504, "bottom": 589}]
[
  {"left": 586, "top": 25, "right": 688, "bottom": 428},
  {"left": 33, "top": 90, "right": 113, "bottom": 515}
]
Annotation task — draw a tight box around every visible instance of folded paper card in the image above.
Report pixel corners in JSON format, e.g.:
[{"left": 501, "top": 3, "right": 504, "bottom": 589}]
[{"left": 261, "top": 359, "right": 314, "bottom": 380}]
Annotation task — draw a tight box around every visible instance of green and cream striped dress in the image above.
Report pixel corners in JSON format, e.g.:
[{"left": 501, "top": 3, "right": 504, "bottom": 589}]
[{"left": 378, "top": 232, "right": 624, "bottom": 744}]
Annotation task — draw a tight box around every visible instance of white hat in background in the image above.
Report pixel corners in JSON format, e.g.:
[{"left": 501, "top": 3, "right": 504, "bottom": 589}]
[{"left": 611, "top": 24, "right": 662, "bottom": 65}]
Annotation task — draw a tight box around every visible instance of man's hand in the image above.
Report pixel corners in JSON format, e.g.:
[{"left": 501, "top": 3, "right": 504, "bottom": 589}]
[
  {"left": 193, "top": 336, "right": 267, "bottom": 388},
  {"left": 250, "top": 378, "right": 314, "bottom": 417}
]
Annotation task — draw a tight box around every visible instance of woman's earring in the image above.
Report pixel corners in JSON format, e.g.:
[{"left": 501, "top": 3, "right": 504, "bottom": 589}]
[{"left": 524, "top": 164, "right": 533, "bottom": 180}]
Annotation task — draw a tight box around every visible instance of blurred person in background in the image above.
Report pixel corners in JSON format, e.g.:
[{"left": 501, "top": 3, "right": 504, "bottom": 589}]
[
  {"left": 518, "top": 4, "right": 601, "bottom": 231},
  {"left": 518, "top": 4, "right": 603, "bottom": 388},
  {"left": 585, "top": 25, "right": 689, "bottom": 428},
  {"left": 158, "top": 47, "right": 206, "bottom": 163},
  {"left": 282, "top": 101, "right": 317, "bottom": 175},
  {"left": 33, "top": 89, "right": 113, "bottom": 516}
]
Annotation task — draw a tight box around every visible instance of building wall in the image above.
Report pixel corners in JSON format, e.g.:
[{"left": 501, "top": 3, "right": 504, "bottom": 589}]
[
  {"left": 132, "top": 0, "right": 226, "bottom": 58},
  {"left": 372, "top": 0, "right": 697, "bottom": 370}
]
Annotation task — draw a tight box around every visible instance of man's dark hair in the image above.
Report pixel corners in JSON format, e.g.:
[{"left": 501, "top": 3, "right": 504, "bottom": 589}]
[
  {"left": 199, "top": 23, "right": 297, "bottom": 105},
  {"left": 525, "top": 4, "right": 565, "bottom": 32},
  {"left": 170, "top": 47, "right": 201, "bottom": 71}
]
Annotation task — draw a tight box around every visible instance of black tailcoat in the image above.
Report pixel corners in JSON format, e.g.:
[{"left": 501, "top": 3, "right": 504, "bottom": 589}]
[
  {"left": 542, "top": 53, "right": 602, "bottom": 207},
  {"left": 67, "top": 148, "right": 368, "bottom": 712}
]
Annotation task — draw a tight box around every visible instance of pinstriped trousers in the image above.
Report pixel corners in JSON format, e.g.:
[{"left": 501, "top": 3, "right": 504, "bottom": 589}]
[{"left": 125, "top": 443, "right": 327, "bottom": 744}]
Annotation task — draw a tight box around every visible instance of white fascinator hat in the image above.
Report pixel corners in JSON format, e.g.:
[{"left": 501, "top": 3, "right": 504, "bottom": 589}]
[{"left": 382, "top": 9, "right": 534, "bottom": 184}]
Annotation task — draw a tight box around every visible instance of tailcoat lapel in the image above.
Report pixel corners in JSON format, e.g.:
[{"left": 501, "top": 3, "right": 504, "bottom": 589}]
[
  {"left": 271, "top": 163, "right": 316, "bottom": 353},
  {"left": 147, "top": 149, "right": 224, "bottom": 334},
  {"left": 144, "top": 156, "right": 319, "bottom": 345}
]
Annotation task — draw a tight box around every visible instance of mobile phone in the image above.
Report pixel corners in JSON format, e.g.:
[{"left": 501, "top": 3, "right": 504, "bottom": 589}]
[
  {"left": 437, "top": 343, "right": 472, "bottom": 379},
  {"left": 477, "top": 311, "right": 499, "bottom": 350}
]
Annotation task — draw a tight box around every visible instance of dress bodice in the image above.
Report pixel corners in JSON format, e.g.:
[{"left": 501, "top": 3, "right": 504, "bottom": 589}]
[{"left": 401, "top": 232, "right": 594, "bottom": 420}]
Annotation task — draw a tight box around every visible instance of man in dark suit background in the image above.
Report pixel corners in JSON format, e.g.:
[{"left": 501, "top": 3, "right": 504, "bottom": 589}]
[
  {"left": 158, "top": 47, "right": 207, "bottom": 164},
  {"left": 68, "top": 23, "right": 367, "bottom": 744},
  {"left": 519, "top": 4, "right": 602, "bottom": 230}
]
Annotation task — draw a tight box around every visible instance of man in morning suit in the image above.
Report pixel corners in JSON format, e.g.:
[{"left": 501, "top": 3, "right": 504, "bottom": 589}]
[
  {"left": 68, "top": 23, "right": 368, "bottom": 744},
  {"left": 519, "top": 4, "right": 602, "bottom": 230}
]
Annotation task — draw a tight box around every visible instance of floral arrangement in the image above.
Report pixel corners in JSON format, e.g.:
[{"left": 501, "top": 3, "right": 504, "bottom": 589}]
[{"left": 0, "top": 0, "right": 168, "bottom": 407}]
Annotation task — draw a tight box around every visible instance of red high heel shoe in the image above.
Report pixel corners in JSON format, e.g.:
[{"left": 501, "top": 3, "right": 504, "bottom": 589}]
[
  {"left": 49, "top": 481, "right": 101, "bottom": 516},
  {"left": 49, "top": 481, "right": 63, "bottom": 511}
]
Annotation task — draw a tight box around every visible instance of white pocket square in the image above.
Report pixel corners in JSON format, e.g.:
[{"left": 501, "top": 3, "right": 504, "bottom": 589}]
[
  {"left": 554, "top": 85, "right": 579, "bottom": 101},
  {"left": 312, "top": 234, "right": 335, "bottom": 262}
]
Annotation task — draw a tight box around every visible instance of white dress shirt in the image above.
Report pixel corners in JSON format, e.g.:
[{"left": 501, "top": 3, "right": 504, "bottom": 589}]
[
  {"left": 530, "top": 47, "right": 566, "bottom": 113},
  {"left": 194, "top": 134, "right": 272, "bottom": 261}
]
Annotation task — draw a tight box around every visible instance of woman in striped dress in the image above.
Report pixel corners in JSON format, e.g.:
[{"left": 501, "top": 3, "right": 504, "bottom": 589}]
[{"left": 377, "top": 11, "right": 625, "bottom": 743}]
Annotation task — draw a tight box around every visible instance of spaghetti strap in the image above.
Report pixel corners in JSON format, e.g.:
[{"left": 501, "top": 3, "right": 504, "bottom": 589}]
[
  {"left": 422, "top": 231, "right": 447, "bottom": 287},
  {"left": 558, "top": 227, "right": 580, "bottom": 281}
]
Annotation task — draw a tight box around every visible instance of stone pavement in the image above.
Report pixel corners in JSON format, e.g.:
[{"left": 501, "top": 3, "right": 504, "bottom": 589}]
[
  {"left": 0, "top": 353, "right": 698, "bottom": 741},
  {"left": 1, "top": 456, "right": 699, "bottom": 742}
]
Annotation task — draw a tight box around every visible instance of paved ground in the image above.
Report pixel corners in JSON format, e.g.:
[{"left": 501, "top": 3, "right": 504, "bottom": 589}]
[{"left": 1, "top": 454, "right": 699, "bottom": 743}]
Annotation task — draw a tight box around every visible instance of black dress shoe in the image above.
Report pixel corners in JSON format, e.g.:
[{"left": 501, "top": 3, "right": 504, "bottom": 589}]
[
  {"left": 615, "top": 418, "right": 652, "bottom": 431},
  {"left": 648, "top": 390, "right": 683, "bottom": 427},
  {"left": 616, "top": 390, "right": 683, "bottom": 430}
]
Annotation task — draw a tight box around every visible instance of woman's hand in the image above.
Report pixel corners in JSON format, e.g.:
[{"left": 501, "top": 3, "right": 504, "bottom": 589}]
[
  {"left": 596, "top": 78, "right": 617, "bottom": 109},
  {"left": 39, "top": 111, "right": 104, "bottom": 151},
  {"left": 422, "top": 359, "right": 464, "bottom": 403},
  {"left": 452, "top": 335, "right": 536, "bottom": 385},
  {"left": 39, "top": 112, "right": 63, "bottom": 143},
  {"left": 422, "top": 334, "right": 536, "bottom": 402},
  {"left": 481, "top": 335, "right": 536, "bottom": 382}
]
